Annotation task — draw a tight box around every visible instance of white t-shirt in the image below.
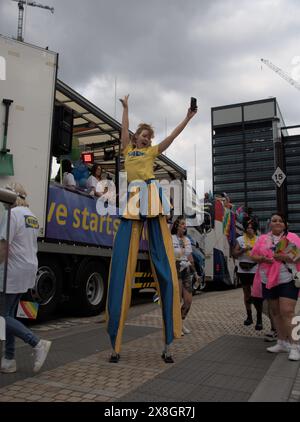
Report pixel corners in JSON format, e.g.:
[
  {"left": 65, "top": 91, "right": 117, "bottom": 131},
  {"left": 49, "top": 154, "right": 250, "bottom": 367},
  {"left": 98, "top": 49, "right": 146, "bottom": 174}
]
[
  {"left": 236, "top": 235, "right": 258, "bottom": 274},
  {"left": 86, "top": 175, "right": 99, "bottom": 192},
  {"left": 172, "top": 235, "right": 193, "bottom": 271},
  {"left": 63, "top": 172, "right": 76, "bottom": 187},
  {"left": 259, "top": 234, "right": 294, "bottom": 285},
  {"left": 0, "top": 206, "right": 39, "bottom": 294},
  {"left": 96, "top": 179, "right": 116, "bottom": 204}
]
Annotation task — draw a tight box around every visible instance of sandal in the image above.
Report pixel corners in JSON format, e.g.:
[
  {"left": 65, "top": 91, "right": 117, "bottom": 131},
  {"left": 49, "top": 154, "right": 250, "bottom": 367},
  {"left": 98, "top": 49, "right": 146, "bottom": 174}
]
[
  {"left": 109, "top": 353, "right": 120, "bottom": 363},
  {"left": 161, "top": 352, "right": 174, "bottom": 363}
]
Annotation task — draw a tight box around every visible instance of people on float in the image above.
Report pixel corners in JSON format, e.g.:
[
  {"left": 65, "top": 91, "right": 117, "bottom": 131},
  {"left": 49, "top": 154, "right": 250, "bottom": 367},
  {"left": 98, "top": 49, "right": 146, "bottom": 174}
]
[
  {"left": 55, "top": 159, "right": 76, "bottom": 189},
  {"left": 106, "top": 94, "right": 197, "bottom": 363},
  {"left": 86, "top": 164, "right": 103, "bottom": 197}
]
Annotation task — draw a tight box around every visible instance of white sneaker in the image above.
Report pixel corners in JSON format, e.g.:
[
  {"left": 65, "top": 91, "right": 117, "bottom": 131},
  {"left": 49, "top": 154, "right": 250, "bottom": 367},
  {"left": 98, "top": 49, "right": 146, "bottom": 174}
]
[
  {"left": 182, "top": 325, "right": 191, "bottom": 334},
  {"left": 1, "top": 357, "right": 17, "bottom": 373},
  {"left": 264, "top": 330, "right": 277, "bottom": 342},
  {"left": 289, "top": 345, "right": 300, "bottom": 361},
  {"left": 267, "top": 340, "right": 290, "bottom": 353},
  {"left": 33, "top": 340, "right": 52, "bottom": 373}
]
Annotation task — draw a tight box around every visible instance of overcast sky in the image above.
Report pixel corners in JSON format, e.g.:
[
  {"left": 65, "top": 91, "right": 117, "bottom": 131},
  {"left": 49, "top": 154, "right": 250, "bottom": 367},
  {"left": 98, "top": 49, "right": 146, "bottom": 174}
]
[{"left": 1, "top": 0, "right": 300, "bottom": 191}]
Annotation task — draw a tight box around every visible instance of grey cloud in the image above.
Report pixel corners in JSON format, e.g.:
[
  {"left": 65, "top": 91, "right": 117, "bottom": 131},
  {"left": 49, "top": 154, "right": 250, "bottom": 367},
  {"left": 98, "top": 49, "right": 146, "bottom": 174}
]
[{"left": 1, "top": 0, "right": 300, "bottom": 189}]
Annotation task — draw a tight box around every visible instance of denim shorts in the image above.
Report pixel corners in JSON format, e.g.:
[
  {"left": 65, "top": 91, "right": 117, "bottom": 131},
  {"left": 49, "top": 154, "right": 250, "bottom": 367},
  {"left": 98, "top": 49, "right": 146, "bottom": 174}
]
[
  {"left": 262, "top": 280, "right": 299, "bottom": 301},
  {"left": 238, "top": 272, "right": 255, "bottom": 286},
  {"left": 176, "top": 262, "right": 193, "bottom": 293}
]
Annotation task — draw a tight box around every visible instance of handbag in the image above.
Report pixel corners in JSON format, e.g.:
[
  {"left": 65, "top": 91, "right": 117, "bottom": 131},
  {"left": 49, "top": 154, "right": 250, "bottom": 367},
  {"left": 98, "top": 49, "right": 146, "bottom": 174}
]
[
  {"left": 284, "top": 263, "right": 300, "bottom": 288},
  {"left": 293, "top": 272, "right": 300, "bottom": 288},
  {"left": 239, "top": 261, "right": 256, "bottom": 271}
]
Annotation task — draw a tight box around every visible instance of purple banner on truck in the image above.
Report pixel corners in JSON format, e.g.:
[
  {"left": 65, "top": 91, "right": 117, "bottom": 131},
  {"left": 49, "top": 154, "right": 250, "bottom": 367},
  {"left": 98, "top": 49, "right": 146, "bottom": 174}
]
[{"left": 46, "top": 184, "right": 148, "bottom": 250}]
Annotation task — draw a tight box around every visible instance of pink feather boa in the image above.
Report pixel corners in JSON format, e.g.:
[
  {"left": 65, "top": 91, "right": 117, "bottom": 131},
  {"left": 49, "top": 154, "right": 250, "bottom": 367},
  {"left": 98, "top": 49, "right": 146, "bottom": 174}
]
[{"left": 251, "top": 232, "right": 300, "bottom": 298}]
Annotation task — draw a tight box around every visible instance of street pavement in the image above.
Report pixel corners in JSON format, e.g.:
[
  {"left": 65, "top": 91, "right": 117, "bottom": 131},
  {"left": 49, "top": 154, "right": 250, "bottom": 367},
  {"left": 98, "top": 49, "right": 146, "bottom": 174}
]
[{"left": 0, "top": 288, "right": 300, "bottom": 402}]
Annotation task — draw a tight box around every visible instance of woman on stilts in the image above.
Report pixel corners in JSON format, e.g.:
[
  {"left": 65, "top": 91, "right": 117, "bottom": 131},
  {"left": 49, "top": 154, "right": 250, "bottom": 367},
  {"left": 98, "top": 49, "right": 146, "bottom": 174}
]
[{"left": 106, "top": 94, "right": 197, "bottom": 363}]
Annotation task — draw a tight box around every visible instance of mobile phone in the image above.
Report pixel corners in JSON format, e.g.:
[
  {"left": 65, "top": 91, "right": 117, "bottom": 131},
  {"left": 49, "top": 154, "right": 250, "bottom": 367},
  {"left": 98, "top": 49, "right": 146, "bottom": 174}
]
[{"left": 190, "top": 97, "right": 197, "bottom": 111}]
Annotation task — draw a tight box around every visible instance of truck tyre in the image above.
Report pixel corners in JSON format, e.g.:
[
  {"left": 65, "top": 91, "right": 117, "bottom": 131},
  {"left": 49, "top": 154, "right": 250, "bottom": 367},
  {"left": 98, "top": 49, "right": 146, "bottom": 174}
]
[
  {"left": 72, "top": 259, "right": 108, "bottom": 316},
  {"left": 29, "top": 255, "right": 62, "bottom": 320},
  {"left": 199, "top": 274, "right": 206, "bottom": 291}
]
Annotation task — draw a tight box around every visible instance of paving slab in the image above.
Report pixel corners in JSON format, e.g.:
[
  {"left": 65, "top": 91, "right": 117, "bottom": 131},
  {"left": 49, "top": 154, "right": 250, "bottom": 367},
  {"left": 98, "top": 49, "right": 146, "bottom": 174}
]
[
  {"left": 0, "top": 324, "right": 158, "bottom": 389},
  {"left": 1, "top": 288, "right": 299, "bottom": 402},
  {"left": 120, "top": 335, "right": 275, "bottom": 402},
  {"left": 249, "top": 354, "right": 300, "bottom": 402}
]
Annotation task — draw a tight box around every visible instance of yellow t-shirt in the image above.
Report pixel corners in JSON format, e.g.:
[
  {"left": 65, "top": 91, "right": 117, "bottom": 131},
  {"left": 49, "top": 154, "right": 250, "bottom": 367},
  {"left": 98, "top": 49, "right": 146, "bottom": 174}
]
[{"left": 124, "top": 144, "right": 159, "bottom": 182}]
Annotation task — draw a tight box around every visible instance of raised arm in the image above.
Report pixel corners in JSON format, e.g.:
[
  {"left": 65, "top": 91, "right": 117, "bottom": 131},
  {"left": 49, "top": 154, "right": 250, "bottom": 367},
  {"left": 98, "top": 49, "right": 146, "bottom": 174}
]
[
  {"left": 158, "top": 107, "right": 197, "bottom": 154},
  {"left": 119, "top": 95, "right": 130, "bottom": 150}
]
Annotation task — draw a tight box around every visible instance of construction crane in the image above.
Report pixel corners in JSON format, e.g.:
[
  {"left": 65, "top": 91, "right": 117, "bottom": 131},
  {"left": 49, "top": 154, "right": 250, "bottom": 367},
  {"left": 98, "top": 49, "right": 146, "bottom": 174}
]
[
  {"left": 12, "top": 0, "right": 54, "bottom": 42},
  {"left": 261, "top": 58, "right": 300, "bottom": 92}
]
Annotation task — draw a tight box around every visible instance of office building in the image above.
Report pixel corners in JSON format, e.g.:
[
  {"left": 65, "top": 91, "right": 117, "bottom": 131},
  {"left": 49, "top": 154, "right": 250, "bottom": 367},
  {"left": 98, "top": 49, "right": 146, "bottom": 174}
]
[
  {"left": 282, "top": 130, "right": 300, "bottom": 234},
  {"left": 211, "top": 98, "right": 286, "bottom": 232}
]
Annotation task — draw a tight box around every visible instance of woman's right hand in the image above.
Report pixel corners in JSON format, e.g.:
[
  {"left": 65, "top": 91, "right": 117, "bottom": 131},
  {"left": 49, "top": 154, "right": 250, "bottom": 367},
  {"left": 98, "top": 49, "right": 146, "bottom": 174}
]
[
  {"left": 119, "top": 94, "right": 129, "bottom": 109},
  {"left": 187, "top": 107, "right": 197, "bottom": 120},
  {"left": 260, "top": 256, "right": 273, "bottom": 264}
]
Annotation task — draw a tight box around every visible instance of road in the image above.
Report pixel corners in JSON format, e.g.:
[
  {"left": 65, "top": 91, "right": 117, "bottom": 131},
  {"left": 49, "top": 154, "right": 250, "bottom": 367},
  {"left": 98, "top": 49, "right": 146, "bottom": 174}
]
[{"left": 1, "top": 288, "right": 300, "bottom": 403}]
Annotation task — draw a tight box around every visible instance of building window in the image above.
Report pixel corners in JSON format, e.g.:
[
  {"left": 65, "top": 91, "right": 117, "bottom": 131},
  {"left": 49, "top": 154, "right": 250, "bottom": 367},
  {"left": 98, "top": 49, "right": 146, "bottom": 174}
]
[
  {"left": 214, "top": 182, "right": 245, "bottom": 191},
  {"left": 247, "top": 181, "right": 274, "bottom": 189},
  {"left": 214, "top": 163, "right": 244, "bottom": 173},
  {"left": 214, "top": 154, "right": 243, "bottom": 164},
  {"left": 213, "top": 144, "right": 243, "bottom": 154},
  {"left": 248, "top": 190, "right": 276, "bottom": 200},
  {"left": 214, "top": 174, "right": 245, "bottom": 183}
]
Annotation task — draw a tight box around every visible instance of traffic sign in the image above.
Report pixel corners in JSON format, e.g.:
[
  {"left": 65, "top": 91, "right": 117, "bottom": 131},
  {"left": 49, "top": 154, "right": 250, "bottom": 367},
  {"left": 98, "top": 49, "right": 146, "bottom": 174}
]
[{"left": 272, "top": 167, "right": 286, "bottom": 187}]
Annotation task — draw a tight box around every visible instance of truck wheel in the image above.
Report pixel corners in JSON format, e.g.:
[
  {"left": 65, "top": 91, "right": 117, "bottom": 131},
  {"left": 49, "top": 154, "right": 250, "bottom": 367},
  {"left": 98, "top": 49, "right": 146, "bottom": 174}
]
[
  {"left": 199, "top": 274, "right": 206, "bottom": 291},
  {"left": 73, "top": 260, "right": 108, "bottom": 316},
  {"left": 30, "top": 255, "right": 62, "bottom": 320}
]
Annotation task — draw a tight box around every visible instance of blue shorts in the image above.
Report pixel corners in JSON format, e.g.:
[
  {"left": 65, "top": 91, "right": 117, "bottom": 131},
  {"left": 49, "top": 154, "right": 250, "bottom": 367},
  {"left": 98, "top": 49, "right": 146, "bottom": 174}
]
[{"left": 262, "top": 281, "right": 299, "bottom": 301}]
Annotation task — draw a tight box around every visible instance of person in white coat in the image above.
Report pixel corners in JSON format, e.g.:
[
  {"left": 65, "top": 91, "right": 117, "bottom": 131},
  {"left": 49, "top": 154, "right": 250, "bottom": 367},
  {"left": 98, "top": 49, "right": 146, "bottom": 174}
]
[{"left": 0, "top": 183, "right": 51, "bottom": 373}]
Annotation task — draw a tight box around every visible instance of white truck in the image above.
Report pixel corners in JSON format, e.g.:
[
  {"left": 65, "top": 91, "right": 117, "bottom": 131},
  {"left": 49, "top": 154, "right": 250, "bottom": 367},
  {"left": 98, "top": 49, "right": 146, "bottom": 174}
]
[{"left": 0, "top": 35, "right": 187, "bottom": 320}]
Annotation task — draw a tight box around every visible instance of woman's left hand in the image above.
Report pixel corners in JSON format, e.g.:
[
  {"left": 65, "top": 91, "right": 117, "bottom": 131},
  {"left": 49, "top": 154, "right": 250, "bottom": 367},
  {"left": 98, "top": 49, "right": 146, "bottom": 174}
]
[
  {"left": 119, "top": 94, "right": 129, "bottom": 109},
  {"left": 273, "top": 253, "right": 294, "bottom": 263}
]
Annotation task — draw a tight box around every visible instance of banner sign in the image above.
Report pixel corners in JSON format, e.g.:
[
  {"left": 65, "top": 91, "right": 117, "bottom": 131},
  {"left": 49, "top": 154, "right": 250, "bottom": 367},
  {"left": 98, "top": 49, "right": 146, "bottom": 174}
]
[{"left": 46, "top": 185, "right": 148, "bottom": 250}]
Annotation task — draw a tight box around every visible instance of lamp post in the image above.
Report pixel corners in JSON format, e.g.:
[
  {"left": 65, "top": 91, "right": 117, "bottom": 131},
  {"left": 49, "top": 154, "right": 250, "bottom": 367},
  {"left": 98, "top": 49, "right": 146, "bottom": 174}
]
[{"left": 272, "top": 117, "right": 286, "bottom": 216}]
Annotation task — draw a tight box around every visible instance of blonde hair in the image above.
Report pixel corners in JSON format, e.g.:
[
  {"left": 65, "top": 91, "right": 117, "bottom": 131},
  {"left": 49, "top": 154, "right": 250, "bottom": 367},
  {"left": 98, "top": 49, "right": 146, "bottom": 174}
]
[
  {"left": 132, "top": 123, "right": 155, "bottom": 145},
  {"left": 5, "top": 182, "right": 29, "bottom": 207}
]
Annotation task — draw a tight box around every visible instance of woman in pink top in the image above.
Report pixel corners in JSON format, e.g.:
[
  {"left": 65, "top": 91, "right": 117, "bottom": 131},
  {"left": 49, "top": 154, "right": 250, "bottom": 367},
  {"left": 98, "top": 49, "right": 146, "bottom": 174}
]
[{"left": 251, "top": 213, "right": 300, "bottom": 361}]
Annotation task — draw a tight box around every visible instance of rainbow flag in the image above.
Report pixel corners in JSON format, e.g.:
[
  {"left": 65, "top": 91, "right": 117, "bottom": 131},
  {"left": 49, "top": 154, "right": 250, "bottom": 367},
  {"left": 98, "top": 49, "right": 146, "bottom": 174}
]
[
  {"left": 275, "top": 237, "right": 300, "bottom": 261},
  {"left": 16, "top": 301, "right": 39, "bottom": 319},
  {"left": 223, "top": 208, "right": 231, "bottom": 238}
]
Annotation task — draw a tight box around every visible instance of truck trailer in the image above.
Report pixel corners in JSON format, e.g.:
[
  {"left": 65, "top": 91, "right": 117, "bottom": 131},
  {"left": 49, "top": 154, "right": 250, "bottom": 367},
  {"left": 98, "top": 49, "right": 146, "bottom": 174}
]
[{"left": 0, "top": 35, "right": 187, "bottom": 320}]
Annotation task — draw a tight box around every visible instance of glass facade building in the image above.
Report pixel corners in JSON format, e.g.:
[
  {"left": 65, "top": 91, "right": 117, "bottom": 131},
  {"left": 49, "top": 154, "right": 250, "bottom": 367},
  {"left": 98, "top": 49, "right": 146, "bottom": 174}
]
[
  {"left": 212, "top": 98, "right": 285, "bottom": 232},
  {"left": 283, "top": 133, "right": 300, "bottom": 234}
]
